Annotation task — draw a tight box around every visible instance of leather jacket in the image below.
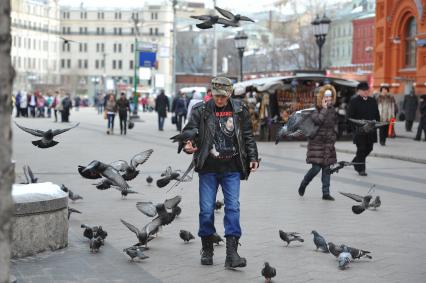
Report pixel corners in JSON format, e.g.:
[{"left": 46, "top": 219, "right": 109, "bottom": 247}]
[{"left": 182, "top": 98, "right": 258, "bottom": 180}]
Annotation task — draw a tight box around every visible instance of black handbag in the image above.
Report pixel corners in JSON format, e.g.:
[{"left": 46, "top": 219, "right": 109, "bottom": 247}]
[
  {"left": 128, "top": 120, "right": 134, "bottom": 129},
  {"left": 171, "top": 115, "right": 177, "bottom": 124}
]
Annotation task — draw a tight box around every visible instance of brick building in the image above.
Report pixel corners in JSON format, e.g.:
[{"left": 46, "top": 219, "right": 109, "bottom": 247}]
[{"left": 373, "top": 0, "right": 426, "bottom": 95}]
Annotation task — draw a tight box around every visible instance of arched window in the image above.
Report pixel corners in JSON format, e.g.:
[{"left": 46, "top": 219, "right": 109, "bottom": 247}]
[{"left": 405, "top": 17, "right": 417, "bottom": 67}]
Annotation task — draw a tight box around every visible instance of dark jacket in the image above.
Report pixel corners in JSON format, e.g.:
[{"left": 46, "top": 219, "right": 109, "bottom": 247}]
[
  {"left": 306, "top": 107, "right": 337, "bottom": 166},
  {"left": 348, "top": 95, "right": 380, "bottom": 144},
  {"left": 419, "top": 99, "right": 426, "bottom": 121},
  {"left": 116, "top": 97, "right": 130, "bottom": 115},
  {"left": 403, "top": 94, "right": 418, "bottom": 121},
  {"left": 172, "top": 96, "right": 188, "bottom": 115},
  {"left": 182, "top": 98, "right": 258, "bottom": 180},
  {"left": 155, "top": 93, "right": 170, "bottom": 117}
]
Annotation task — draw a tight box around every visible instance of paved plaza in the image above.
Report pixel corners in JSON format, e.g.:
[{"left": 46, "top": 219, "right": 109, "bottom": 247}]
[{"left": 10, "top": 108, "right": 426, "bottom": 283}]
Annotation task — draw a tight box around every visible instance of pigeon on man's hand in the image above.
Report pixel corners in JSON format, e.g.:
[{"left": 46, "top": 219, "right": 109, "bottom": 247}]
[
  {"left": 170, "top": 129, "right": 198, "bottom": 153},
  {"left": 311, "top": 230, "right": 329, "bottom": 253},
  {"left": 279, "top": 230, "right": 304, "bottom": 246},
  {"left": 15, "top": 122, "right": 79, "bottom": 148},
  {"left": 261, "top": 262, "right": 276, "bottom": 282},
  {"left": 179, "top": 230, "right": 195, "bottom": 243}
]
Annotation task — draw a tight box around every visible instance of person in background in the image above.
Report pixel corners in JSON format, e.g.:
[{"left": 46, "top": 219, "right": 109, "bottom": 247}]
[
  {"left": 172, "top": 91, "right": 188, "bottom": 132},
  {"left": 105, "top": 94, "right": 117, "bottom": 134},
  {"left": 46, "top": 93, "right": 53, "bottom": 118},
  {"left": 348, "top": 82, "right": 380, "bottom": 176},
  {"left": 204, "top": 88, "right": 212, "bottom": 102},
  {"left": 20, "top": 91, "right": 28, "bottom": 117},
  {"left": 403, "top": 88, "right": 418, "bottom": 132},
  {"left": 15, "top": 91, "right": 22, "bottom": 117},
  {"left": 74, "top": 96, "right": 81, "bottom": 111},
  {"left": 141, "top": 95, "right": 148, "bottom": 112},
  {"left": 376, "top": 86, "right": 397, "bottom": 146},
  {"left": 28, "top": 92, "right": 37, "bottom": 117},
  {"left": 116, "top": 92, "right": 130, "bottom": 135},
  {"left": 62, "top": 93, "right": 72, "bottom": 122},
  {"left": 36, "top": 91, "right": 45, "bottom": 118},
  {"left": 414, "top": 95, "right": 426, "bottom": 141},
  {"left": 155, "top": 90, "right": 170, "bottom": 131},
  {"left": 53, "top": 91, "right": 62, "bottom": 122},
  {"left": 187, "top": 91, "right": 203, "bottom": 121}
]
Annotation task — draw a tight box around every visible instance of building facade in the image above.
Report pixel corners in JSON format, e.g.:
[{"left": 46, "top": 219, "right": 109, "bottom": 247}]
[
  {"left": 59, "top": 4, "right": 173, "bottom": 96},
  {"left": 373, "top": 0, "right": 426, "bottom": 95},
  {"left": 11, "top": 0, "right": 61, "bottom": 92}
]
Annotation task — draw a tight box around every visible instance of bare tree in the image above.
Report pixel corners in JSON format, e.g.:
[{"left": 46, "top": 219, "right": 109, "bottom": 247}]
[
  {"left": 176, "top": 31, "right": 213, "bottom": 74},
  {"left": 0, "top": 0, "right": 15, "bottom": 282}
]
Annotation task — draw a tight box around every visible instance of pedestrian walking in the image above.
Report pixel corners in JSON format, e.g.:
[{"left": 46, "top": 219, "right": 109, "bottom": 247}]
[
  {"left": 28, "top": 92, "right": 37, "bottom": 117},
  {"left": 348, "top": 82, "right": 380, "bottom": 176},
  {"left": 403, "top": 88, "right": 418, "bottom": 131},
  {"left": 172, "top": 91, "right": 188, "bottom": 131},
  {"left": 155, "top": 90, "right": 170, "bottom": 131},
  {"left": 179, "top": 77, "right": 259, "bottom": 268},
  {"left": 187, "top": 91, "right": 203, "bottom": 121},
  {"left": 414, "top": 95, "right": 426, "bottom": 141},
  {"left": 298, "top": 85, "right": 337, "bottom": 201},
  {"left": 376, "top": 86, "right": 397, "bottom": 145},
  {"left": 15, "top": 91, "right": 22, "bottom": 117},
  {"left": 116, "top": 92, "right": 130, "bottom": 135},
  {"left": 74, "top": 96, "right": 81, "bottom": 111},
  {"left": 105, "top": 94, "right": 117, "bottom": 134},
  {"left": 61, "top": 93, "right": 72, "bottom": 122},
  {"left": 20, "top": 91, "right": 28, "bottom": 117},
  {"left": 36, "top": 91, "right": 45, "bottom": 117},
  {"left": 46, "top": 93, "right": 53, "bottom": 118}
]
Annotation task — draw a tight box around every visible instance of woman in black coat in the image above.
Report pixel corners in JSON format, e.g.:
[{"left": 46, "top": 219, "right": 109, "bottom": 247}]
[{"left": 155, "top": 90, "right": 170, "bottom": 131}]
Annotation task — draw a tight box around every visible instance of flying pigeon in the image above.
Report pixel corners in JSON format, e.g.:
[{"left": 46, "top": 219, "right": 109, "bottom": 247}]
[
  {"left": 120, "top": 219, "right": 157, "bottom": 248},
  {"left": 311, "top": 230, "right": 329, "bottom": 253},
  {"left": 190, "top": 15, "right": 238, "bottom": 29},
  {"left": 68, "top": 207, "right": 82, "bottom": 219},
  {"left": 170, "top": 128, "right": 199, "bottom": 153},
  {"left": 68, "top": 189, "right": 83, "bottom": 202},
  {"left": 215, "top": 6, "right": 255, "bottom": 26},
  {"left": 146, "top": 176, "right": 153, "bottom": 185},
  {"left": 179, "top": 230, "right": 195, "bottom": 243},
  {"left": 109, "top": 149, "right": 153, "bottom": 181},
  {"left": 92, "top": 179, "right": 114, "bottom": 190},
  {"left": 338, "top": 245, "right": 351, "bottom": 269},
  {"left": 339, "top": 192, "right": 373, "bottom": 214},
  {"left": 81, "top": 224, "right": 107, "bottom": 240},
  {"left": 60, "top": 36, "right": 79, "bottom": 44},
  {"left": 113, "top": 186, "right": 139, "bottom": 198},
  {"left": 279, "top": 230, "right": 304, "bottom": 246},
  {"left": 211, "top": 233, "right": 224, "bottom": 245},
  {"left": 349, "top": 118, "right": 388, "bottom": 134},
  {"left": 215, "top": 200, "right": 224, "bottom": 211},
  {"left": 15, "top": 122, "right": 79, "bottom": 148},
  {"left": 89, "top": 237, "right": 104, "bottom": 253},
  {"left": 23, "top": 165, "right": 38, "bottom": 183},
  {"left": 261, "top": 262, "right": 276, "bottom": 282},
  {"left": 156, "top": 166, "right": 181, "bottom": 188},
  {"left": 327, "top": 161, "right": 365, "bottom": 174},
  {"left": 78, "top": 165, "right": 102, "bottom": 179},
  {"left": 123, "top": 246, "right": 149, "bottom": 261},
  {"left": 136, "top": 195, "right": 182, "bottom": 227},
  {"left": 275, "top": 108, "right": 317, "bottom": 143}
]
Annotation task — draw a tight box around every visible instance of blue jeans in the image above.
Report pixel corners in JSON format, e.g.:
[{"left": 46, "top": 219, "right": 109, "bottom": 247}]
[
  {"left": 198, "top": 172, "right": 241, "bottom": 238},
  {"left": 107, "top": 113, "right": 115, "bottom": 129},
  {"left": 158, "top": 115, "right": 165, "bottom": 130},
  {"left": 302, "top": 164, "right": 330, "bottom": 195}
]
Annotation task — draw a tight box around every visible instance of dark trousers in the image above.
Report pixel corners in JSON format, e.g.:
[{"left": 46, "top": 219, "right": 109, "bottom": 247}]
[
  {"left": 415, "top": 118, "right": 426, "bottom": 140},
  {"left": 119, "top": 112, "right": 127, "bottom": 135},
  {"left": 379, "top": 125, "right": 388, "bottom": 145},
  {"left": 29, "top": 106, "right": 36, "bottom": 117},
  {"left": 176, "top": 113, "right": 186, "bottom": 131},
  {"left": 54, "top": 110, "right": 58, "bottom": 121},
  {"left": 16, "top": 105, "right": 21, "bottom": 117},
  {"left": 406, "top": 120, "right": 414, "bottom": 131},
  {"left": 352, "top": 141, "right": 374, "bottom": 172},
  {"left": 21, "top": 107, "right": 28, "bottom": 117},
  {"left": 158, "top": 115, "right": 165, "bottom": 130}
]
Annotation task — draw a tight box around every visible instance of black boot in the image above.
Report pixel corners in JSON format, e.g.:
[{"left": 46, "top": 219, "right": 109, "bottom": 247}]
[
  {"left": 200, "top": 236, "right": 214, "bottom": 265},
  {"left": 224, "top": 236, "right": 246, "bottom": 268}
]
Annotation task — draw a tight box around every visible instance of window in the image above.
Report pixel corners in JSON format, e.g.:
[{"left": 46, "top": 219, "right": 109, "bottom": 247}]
[
  {"left": 118, "top": 43, "right": 122, "bottom": 52},
  {"left": 155, "top": 28, "right": 159, "bottom": 35},
  {"left": 118, "top": 60, "right": 122, "bottom": 69},
  {"left": 405, "top": 17, "right": 417, "bottom": 68},
  {"left": 78, "top": 59, "right": 82, "bottom": 68},
  {"left": 101, "top": 60, "right": 105, "bottom": 68},
  {"left": 113, "top": 43, "right": 117, "bottom": 52},
  {"left": 67, "top": 59, "right": 71, "bottom": 68},
  {"left": 101, "top": 43, "right": 105, "bottom": 52},
  {"left": 151, "top": 12, "right": 158, "bottom": 20},
  {"left": 118, "top": 28, "right": 122, "bottom": 35},
  {"left": 149, "top": 28, "right": 153, "bottom": 35},
  {"left": 96, "top": 43, "right": 100, "bottom": 52},
  {"left": 129, "top": 60, "right": 133, "bottom": 69},
  {"left": 95, "top": 60, "right": 99, "bottom": 69},
  {"left": 97, "top": 12, "right": 104, "bottom": 19},
  {"left": 114, "top": 28, "right": 117, "bottom": 35},
  {"left": 84, "top": 60, "right": 88, "bottom": 69},
  {"left": 112, "top": 60, "right": 116, "bottom": 69},
  {"left": 131, "top": 43, "right": 134, "bottom": 53}
]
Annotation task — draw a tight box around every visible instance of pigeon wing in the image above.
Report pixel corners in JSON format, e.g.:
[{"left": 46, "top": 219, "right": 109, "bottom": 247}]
[
  {"left": 196, "top": 22, "right": 213, "bottom": 29},
  {"left": 110, "top": 160, "right": 130, "bottom": 172},
  {"left": 102, "top": 166, "right": 129, "bottom": 189},
  {"left": 26, "top": 165, "right": 37, "bottom": 183},
  {"left": 52, "top": 123, "right": 80, "bottom": 136},
  {"left": 348, "top": 118, "right": 367, "bottom": 126},
  {"left": 78, "top": 165, "right": 102, "bottom": 179},
  {"left": 214, "top": 6, "right": 235, "bottom": 20},
  {"left": 143, "top": 217, "right": 162, "bottom": 236},
  {"left": 190, "top": 15, "right": 210, "bottom": 20},
  {"left": 164, "top": 195, "right": 182, "bottom": 209},
  {"left": 339, "top": 192, "right": 364, "bottom": 202},
  {"left": 23, "top": 165, "right": 30, "bottom": 184},
  {"left": 15, "top": 122, "right": 45, "bottom": 137},
  {"left": 136, "top": 202, "right": 157, "bottom": 217},
  {"left": 217, "top": 18, "right": 239, "bottom": 27},
  {"left": 120, "top": 219, "right": 142, "bottom": 236},
  {"left": 130, "top": 149, "right": 153, "bottom": 169},
  {"left": 239, "top": 15, "right": 255, "bottom": 22}
]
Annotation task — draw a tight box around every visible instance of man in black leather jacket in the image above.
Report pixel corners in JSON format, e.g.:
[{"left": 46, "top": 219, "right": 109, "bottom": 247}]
[{"left": 179, "top": 77, "right": 259, "bottom": 269}]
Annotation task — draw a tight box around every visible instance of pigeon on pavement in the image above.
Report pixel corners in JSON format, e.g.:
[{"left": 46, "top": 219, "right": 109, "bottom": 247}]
[
  {"left": 311, "top": 230, "right": 329, "bottom": 253},
  {"left": 261, "top": 262, "right": 276, "bottom": 282},
  {"left": 214, "top": 6, "right": 255, "bottom": 26},
  {"left": 109, "top": 149, "right": 153, "bottom": 181},
  {"left": 136, "top": 196, "right": 182, "bottom": 227},
  {"left": 279, "top": 230, "right": 304, "bottom": 246},
  {"left": 215, "top": 200, "right": 224, "bottom": 211},
  {"left": 68, "top": 207, "right": 81, "bottom": 219},
  {"left": 338, "top": 245, "right": 351, "bottom": 269},
  {"left": 328, "top": 242, "right": 372, "bottom": 259},
  {"left": 369, "top": 196, "right": 381, "bottom": 210},
  {"left": 123, "top": 246, "right": 149, "bottom": 261},
  {"left": 89, "top": 237, "right": 104, "bottom": 253},
  {"left": 15, "top": 122, "right": 79, "bottom": 148},
  {"left": 339, "top": 192, "right": 373, "bottom": 214},
  {"left": 146, "top": 176, "right": 153, "bottom": 185},
  {"left": 156, "top": 166, "right": 181, "bottom": 188},
  {"left": 179, "top": 230, "right": 195, "bottom": 243}
]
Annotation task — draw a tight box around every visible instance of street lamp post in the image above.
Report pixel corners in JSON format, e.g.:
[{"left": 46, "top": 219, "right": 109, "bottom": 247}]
[
  {"left": 311, "top": 14, "right": 331, "bottom": 70},
  {"left": 234, "top": 31, "right": 248, "bottom": 82}
]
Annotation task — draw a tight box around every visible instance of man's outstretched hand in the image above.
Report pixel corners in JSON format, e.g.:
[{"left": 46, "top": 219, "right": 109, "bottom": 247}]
[
  {"left": 170, "top": 129, "right": 198, "bottom": 153},
  {"left": 183, "top": 141, "right": 198, "bottom": 154}
]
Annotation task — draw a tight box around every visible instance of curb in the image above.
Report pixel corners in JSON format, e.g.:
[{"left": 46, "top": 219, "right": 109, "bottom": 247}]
[{"left": 299, "top": 144, "right": 426, "bottom": 164}]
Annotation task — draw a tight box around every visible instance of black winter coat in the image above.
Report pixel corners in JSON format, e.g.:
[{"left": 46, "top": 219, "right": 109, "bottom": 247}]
[
  {"left": 348, "top": 95, "right": 380, "bottom": 144},
  {"left": 182, "top": 98, "right": 258, "bottom": 180},
  {"left": 306, "top": 107, "right": 337, "bottom": 166},
  {"left": 403, "top": 94, "right": 419, "bottom": 121},
  {"left": 155, "top": 93, "right": 170, "bottom": 117}
]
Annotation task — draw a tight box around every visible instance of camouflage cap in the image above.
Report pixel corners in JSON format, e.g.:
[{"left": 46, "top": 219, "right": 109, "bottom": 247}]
[{"left": 211, "top": 77, "right": 233, "bottom": 96}]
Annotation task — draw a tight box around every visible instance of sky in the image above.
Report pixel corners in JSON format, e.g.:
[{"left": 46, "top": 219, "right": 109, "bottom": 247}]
[{"left": 59, "top": 0, "right": 349, "bottom": 14}]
